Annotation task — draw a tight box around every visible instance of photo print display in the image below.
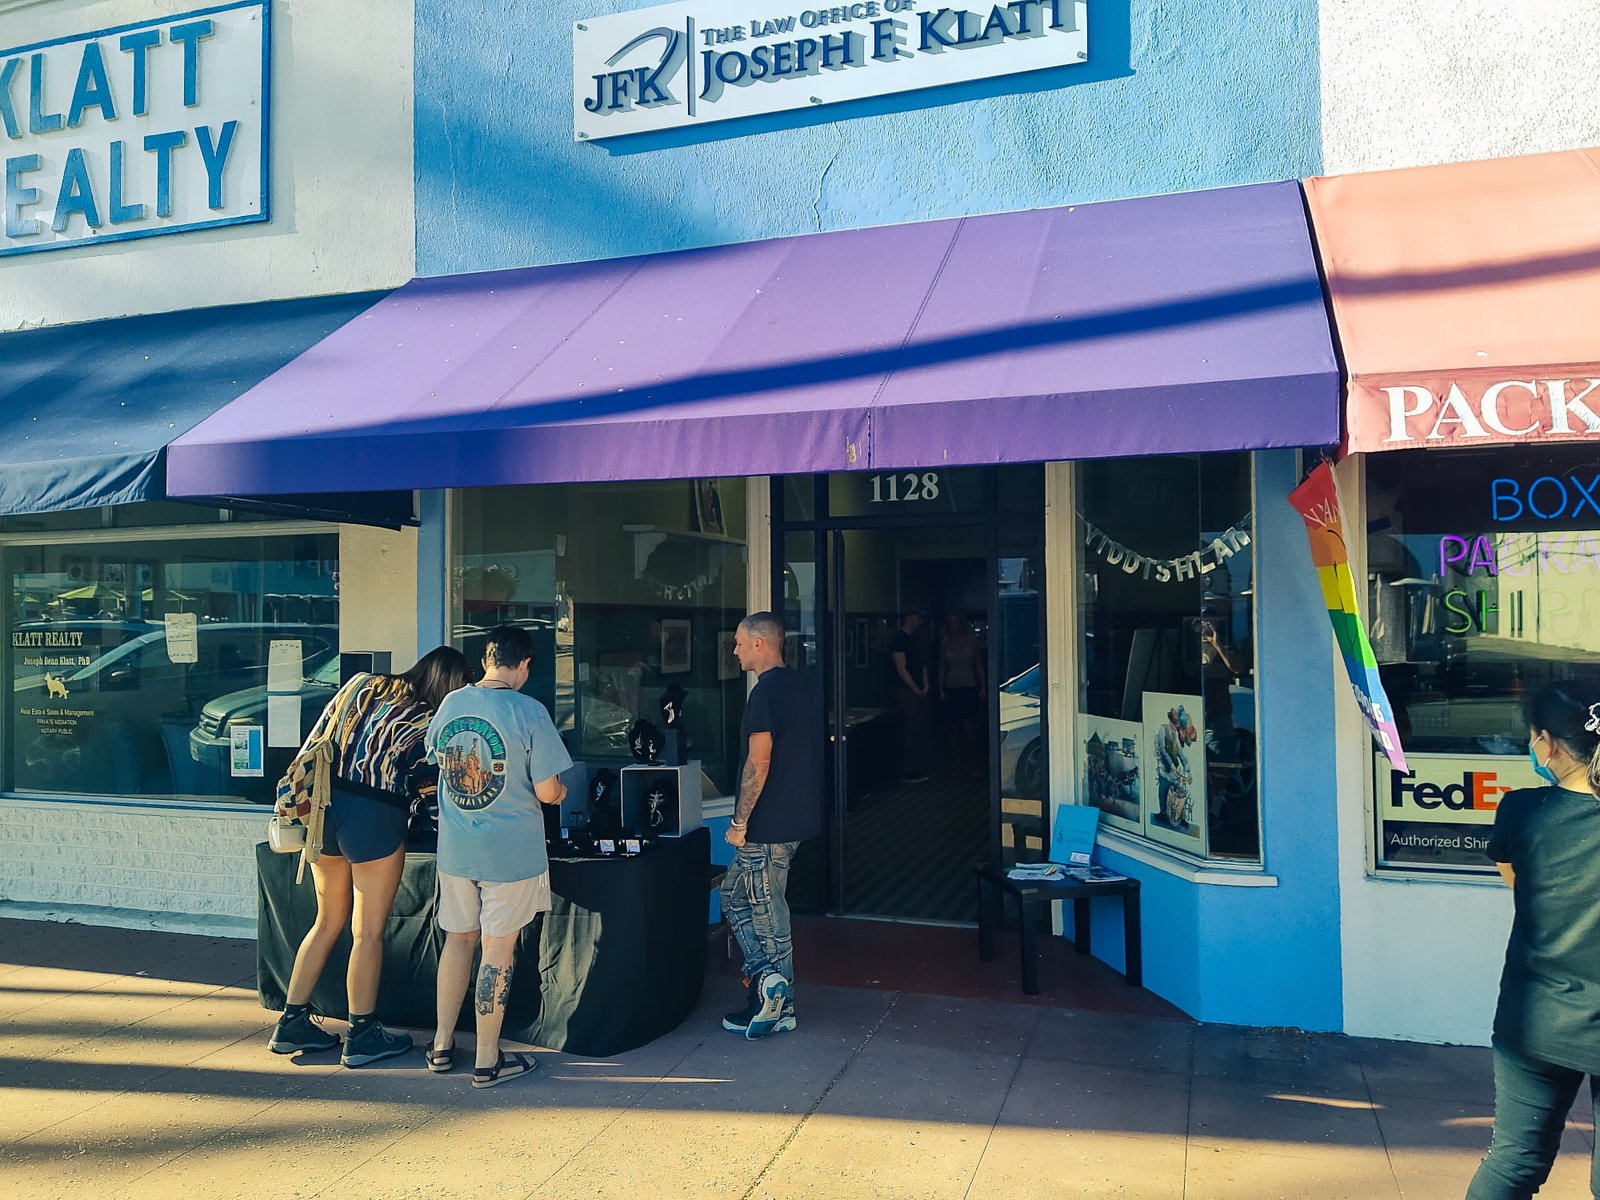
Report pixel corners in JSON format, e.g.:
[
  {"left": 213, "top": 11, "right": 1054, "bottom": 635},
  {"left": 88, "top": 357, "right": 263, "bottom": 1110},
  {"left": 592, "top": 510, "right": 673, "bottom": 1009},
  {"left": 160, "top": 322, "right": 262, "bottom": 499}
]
[
  {"left": 1141, "top": 692, "right": 1207, "bottom": 852},
  {"left": 1077, "top": 714, "right": 1144, "bottom": 835}
]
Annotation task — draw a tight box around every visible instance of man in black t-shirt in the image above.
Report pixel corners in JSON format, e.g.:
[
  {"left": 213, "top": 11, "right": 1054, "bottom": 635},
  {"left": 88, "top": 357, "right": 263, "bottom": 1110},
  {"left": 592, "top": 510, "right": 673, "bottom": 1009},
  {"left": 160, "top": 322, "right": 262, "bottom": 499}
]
[
  {"left": 721, "top": 611, "right": 820, "bottom": 1040},
  {"left": 890, "top": 610, "right": 931, "bottom": 782}
]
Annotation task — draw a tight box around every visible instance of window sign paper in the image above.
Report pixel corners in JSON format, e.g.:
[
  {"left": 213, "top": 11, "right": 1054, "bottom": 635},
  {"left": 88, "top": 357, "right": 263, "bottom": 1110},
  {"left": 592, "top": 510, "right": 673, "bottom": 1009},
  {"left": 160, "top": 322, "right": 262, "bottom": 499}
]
[
  {"left": 573, "top": 0, "right": 1087, "bottom": 140},
  {"left": 0, "top": 2, "right": 271, "bottom": 259},
  {"left": 230, "top": 724, "right": 263, "bottom": 777},
  {"left": 164, "top": 612, "right": 198, "bottom": 664},
  {"left": 266, "top": 639, "right": 302, "bottom": 748}
]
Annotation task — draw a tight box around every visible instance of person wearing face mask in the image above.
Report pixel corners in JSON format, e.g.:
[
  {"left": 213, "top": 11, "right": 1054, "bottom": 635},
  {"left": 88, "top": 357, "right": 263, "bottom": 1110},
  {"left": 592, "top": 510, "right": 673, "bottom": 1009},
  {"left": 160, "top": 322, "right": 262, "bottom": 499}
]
[{"left": 1467, "top": 682, "right": 1600, "bottom": 1199}]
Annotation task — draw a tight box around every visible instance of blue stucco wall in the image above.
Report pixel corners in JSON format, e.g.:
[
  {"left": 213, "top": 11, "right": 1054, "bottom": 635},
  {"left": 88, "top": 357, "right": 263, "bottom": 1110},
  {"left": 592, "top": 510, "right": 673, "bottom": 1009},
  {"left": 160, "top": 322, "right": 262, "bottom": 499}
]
[
  {"left": 415, "top": 0, "right": 1322, "bottom": 275},
  {"left": 1085, "top": 451, "right": 1343, "bottom": 1031}
]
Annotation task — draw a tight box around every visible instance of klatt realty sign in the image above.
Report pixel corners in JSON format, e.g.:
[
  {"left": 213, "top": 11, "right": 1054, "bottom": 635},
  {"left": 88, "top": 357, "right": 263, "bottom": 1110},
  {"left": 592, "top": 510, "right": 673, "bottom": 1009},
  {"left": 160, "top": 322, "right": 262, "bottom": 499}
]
[
  {"left": 1, "top": 1, "right": 269, "bottom": 258},
  {"left": 573, "top": 0, "right": 1087, "bottom": 139}
]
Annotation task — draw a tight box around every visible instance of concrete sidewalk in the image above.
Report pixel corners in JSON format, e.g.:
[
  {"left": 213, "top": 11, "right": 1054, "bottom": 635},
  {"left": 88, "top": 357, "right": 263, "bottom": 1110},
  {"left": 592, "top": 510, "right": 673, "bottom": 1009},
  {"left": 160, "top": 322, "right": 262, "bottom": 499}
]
[{"left": 0, "top": 917, "right": 1593, "bottom": 1200}]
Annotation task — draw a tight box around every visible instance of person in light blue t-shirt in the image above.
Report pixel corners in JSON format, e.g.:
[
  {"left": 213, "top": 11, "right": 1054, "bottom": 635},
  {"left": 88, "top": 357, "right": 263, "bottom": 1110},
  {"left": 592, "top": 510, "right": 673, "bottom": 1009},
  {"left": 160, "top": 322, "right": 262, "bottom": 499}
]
[{"left": 425, "top": 626, "right": 571, "bottom": 1089}]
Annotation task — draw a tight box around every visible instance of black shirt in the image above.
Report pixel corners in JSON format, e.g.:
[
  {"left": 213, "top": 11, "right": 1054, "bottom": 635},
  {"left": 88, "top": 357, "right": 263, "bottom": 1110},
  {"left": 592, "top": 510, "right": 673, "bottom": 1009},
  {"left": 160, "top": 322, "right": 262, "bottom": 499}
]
[
  {"left": 889, "top": 629, "right": 925, "bottom": 690},
  {"left": 1488, "top": 785, "right": 1600, "bottom": 1073},
  {"left": 740, "top": 667, "right": 821, "bottom": 844}
]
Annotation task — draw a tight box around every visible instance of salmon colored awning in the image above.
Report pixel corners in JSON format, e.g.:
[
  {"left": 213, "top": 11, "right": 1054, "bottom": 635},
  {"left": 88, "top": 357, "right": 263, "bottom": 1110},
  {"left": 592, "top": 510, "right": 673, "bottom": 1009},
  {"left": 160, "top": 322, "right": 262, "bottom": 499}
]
[{"left": 1305, "top": 148, "right": 1600, "bottom": 454}]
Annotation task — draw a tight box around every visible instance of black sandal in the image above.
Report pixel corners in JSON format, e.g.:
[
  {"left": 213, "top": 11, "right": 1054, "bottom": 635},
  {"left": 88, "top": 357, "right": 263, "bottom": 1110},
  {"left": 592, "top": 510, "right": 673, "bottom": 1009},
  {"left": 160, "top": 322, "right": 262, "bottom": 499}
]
[
  {"left": 472, "top": 1050, "right": 537, "bottom": 1089},
  {"left": 425, "top": 1043, "right": 455, "bottom": 1074}
]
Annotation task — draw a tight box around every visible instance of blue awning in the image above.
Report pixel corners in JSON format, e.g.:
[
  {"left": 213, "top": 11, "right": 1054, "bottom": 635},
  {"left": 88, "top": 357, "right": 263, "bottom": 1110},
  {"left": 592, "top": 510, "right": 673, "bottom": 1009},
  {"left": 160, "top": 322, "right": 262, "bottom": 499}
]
[{"left": 0, "top": 293, "right": 389, "bottom": 517}]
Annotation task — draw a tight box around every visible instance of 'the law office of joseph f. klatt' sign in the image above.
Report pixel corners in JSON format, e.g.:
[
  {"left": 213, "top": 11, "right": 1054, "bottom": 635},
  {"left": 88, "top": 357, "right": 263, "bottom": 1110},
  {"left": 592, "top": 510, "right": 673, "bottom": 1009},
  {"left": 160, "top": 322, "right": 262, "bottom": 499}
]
[
  {"left": 1, "top": 1, "right": 269, "bottom": 258},
  {"left": 574, "top": 0, "right": 1087, "bottom": 139}
]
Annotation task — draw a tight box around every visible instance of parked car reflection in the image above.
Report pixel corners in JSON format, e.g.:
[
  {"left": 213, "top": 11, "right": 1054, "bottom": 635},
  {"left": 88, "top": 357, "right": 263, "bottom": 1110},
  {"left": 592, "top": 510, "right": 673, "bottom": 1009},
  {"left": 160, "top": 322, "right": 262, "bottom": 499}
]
[
  {"left": 187, "top": 650, "right": 342, "bottom": 793},
  {"left": 998, "top": 664, "right": 1043, "bottom": 799}
]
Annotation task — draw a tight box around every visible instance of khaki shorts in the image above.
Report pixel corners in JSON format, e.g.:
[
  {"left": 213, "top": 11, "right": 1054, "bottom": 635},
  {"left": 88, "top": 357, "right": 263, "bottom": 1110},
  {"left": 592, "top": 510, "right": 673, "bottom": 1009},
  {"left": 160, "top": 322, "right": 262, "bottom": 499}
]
[{"left": 437, "top": 871, "right": 551, "bottom": 938}]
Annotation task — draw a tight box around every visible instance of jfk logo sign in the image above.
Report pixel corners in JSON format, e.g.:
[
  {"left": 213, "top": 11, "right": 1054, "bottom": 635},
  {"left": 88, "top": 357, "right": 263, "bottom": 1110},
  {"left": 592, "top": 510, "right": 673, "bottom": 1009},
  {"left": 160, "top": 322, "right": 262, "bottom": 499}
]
[
  {"left": 1, "top": 2, "right": 268, "bottom": 258},
  {"left": 573, "top": 0, "right": 1087, "bottom": 140}
]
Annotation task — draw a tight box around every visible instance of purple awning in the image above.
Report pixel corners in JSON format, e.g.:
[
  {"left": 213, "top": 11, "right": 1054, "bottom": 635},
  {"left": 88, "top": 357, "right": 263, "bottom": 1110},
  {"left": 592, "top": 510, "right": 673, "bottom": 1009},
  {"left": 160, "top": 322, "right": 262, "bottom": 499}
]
[{"left": 167, "top": 181, "right": 1337, "bottom": 496}]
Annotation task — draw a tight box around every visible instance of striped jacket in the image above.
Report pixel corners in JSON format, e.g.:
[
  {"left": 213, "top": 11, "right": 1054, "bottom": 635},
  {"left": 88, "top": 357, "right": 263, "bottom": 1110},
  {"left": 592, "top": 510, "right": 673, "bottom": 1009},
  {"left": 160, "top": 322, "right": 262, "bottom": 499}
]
[{"left": 303, "top": 673, "right": 437, "bottom": 803}]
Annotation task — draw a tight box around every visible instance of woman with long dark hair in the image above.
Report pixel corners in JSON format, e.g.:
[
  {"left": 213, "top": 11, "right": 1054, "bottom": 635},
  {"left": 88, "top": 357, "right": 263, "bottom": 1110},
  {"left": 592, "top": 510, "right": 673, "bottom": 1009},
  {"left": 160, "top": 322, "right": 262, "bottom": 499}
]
[
  {"left": 1468, "top": 681, "right": 1600, "bottom": 1198},
  {"left": 267, "top": 646, "right": 471, "bottom": 1066}
]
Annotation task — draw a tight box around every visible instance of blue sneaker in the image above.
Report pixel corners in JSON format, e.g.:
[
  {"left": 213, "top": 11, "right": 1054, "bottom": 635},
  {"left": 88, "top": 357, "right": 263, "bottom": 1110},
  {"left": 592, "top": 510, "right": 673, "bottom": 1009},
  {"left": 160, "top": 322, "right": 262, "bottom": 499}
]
[{"left": 746, "top": 972, "right": 791, "bottom": 1040}]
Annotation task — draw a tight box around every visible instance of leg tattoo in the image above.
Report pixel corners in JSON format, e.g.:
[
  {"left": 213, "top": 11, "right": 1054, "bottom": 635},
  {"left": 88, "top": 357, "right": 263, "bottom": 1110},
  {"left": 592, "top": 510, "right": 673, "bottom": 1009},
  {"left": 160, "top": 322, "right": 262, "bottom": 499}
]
[{"left": 474, "top": 961, "right": 515, "bottom": 1016}]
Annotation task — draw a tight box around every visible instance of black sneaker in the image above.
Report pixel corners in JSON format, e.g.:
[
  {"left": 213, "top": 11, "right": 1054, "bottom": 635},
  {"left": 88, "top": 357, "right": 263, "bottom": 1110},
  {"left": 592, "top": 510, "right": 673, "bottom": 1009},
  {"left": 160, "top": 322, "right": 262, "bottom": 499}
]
[
  {"left": 340, "top": 1021, "right": 414, "bottom": 1067},
  {"left": 268, "top": 1010, "right": 339, "bottom": 1055}
]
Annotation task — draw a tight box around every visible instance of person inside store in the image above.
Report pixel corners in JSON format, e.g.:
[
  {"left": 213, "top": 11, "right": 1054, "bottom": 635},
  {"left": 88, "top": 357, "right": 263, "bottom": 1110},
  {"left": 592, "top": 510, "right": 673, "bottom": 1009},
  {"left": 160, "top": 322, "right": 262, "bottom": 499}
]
[
  {"left": 267, "top": 646, "right": 472, "bottom": 1067},
  {"left": 1198, "top": 604, "right": 1248, "bottom": 757},
  {"left": 426, "top": 625, "right": 572, "bottom": 1087},
  {"left": 938, "top": 613, "right": 987, "bottom": 779},
  {"left": 722, "top": 611, "right": 821, "bottom": 1039},
  {"left": 1467, "top": 682, "right": 1600, "bottom": 1199},
  {"left": 889, "top": 609, "right": 931, "bottom": 783}
]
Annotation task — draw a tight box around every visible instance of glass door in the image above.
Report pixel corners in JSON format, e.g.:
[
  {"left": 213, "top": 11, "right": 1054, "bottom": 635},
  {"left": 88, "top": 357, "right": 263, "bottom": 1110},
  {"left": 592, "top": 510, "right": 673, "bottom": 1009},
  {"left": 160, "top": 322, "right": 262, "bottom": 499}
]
[
  {"left": 770, "top": 465, "right": 1047, "bottom": 922},
  {"left": 994, "top": 525, "right": 1048, "bottom": 868},
  {"left": 830, "top": 525, "right": 994, "bottom": 921}
]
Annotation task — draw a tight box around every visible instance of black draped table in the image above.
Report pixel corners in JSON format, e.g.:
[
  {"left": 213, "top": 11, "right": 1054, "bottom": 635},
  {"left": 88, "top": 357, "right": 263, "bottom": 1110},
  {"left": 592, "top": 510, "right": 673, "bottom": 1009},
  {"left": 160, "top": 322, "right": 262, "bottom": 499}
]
[{"left": 256, "top": 827, "right": 711, "bottom": 1057}]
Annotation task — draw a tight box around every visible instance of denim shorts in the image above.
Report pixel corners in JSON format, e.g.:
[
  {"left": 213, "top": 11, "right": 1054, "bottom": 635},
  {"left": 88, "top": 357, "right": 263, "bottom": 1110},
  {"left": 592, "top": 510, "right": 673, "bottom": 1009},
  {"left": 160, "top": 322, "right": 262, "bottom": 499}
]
[{"left": 321, "top": 785, "right": 408, "bottom": 864}]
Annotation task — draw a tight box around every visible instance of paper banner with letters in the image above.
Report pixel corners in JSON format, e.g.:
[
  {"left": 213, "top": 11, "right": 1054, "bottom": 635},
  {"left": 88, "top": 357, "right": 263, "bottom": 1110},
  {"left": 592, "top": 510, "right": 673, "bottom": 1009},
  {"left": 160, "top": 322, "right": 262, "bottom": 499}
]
[{"left": 1289, "top": 463, "right": 1407, "bottom": 771}]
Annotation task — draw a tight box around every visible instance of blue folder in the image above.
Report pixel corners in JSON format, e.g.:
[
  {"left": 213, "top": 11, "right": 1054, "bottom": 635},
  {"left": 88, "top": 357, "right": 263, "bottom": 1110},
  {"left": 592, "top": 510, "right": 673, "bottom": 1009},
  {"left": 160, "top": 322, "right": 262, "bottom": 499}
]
[{"left": 1051, "top": 804, "right": 1101, "bottom": 866}]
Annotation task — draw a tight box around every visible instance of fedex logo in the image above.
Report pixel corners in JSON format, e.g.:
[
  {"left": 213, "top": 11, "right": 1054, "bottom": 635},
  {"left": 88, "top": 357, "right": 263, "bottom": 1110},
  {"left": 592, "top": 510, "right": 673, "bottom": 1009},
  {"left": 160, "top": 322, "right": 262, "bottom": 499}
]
[{"left": 1390, "top": 768, "right": 1509, "bottom": 815}]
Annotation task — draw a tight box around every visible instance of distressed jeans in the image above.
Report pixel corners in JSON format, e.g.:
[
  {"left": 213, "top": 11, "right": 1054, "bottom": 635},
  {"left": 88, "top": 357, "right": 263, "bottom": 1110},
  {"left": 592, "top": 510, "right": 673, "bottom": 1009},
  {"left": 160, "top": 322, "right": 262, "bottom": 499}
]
[
  {"left": 1466, "top": 1040, "right": 1600, "bottom": 1199},
  {"left": 721, "top": 840, "right": 799, "bottom": 989}
]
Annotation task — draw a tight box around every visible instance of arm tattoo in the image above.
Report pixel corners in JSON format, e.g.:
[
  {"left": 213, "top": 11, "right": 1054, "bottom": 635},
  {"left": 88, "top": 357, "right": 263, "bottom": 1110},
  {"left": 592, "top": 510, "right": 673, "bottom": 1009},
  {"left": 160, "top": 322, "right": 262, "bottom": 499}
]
[
  {"left": 474, "top": 961, "right": 515, "bottom": 1016},
  {"left": 734, "top": 758, "right": 769, "bottom": 826}
]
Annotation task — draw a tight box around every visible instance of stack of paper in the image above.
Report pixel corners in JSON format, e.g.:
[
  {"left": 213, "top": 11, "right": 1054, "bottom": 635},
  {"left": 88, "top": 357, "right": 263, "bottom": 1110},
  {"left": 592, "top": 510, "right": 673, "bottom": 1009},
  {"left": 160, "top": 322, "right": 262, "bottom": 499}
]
[{"left": 1006, "top": 863, "right": 1065, "bottom": 882}]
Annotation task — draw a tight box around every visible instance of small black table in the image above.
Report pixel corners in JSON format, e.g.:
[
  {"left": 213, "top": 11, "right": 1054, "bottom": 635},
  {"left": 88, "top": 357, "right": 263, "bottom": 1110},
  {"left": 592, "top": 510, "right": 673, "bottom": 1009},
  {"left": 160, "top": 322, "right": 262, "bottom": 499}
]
[
  {"left": 257, "top": 828, "right": 711, "bottom": 1057},
  {"left": 976, "top": 864, "right": 1142, "bottom": 994}
]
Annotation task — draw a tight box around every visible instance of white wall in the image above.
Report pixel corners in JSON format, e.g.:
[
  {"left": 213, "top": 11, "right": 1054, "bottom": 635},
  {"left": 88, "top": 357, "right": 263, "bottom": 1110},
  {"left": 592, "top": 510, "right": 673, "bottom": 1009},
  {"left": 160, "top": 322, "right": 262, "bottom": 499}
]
[
  {"left": 1321, "top": 1, "right": 1600, "bottom": 174},
  {"left": 0, "top": 798, "right": 259, "bottom": 936},
  {"left": 0, "top": 0, "right": 414, "bottom": 331},
  {"left": 1334, "top": 455, "right": 1513, "bottom": 1046}
]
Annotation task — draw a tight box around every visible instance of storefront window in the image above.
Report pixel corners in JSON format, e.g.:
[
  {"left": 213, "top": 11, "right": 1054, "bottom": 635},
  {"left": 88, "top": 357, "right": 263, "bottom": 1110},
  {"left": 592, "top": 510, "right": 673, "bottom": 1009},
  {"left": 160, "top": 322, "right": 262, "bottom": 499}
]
[
  {"left": 1076, "top": 454, "right": 1259, "bottom": 861},
  {"left": 1367, "top": 447, "right": 1600, "bottom": 875},
  {"left": 452, "top": 479, "right": 749, "bottom": 797},
  {"left": 4, "top": 532, "right": 339, "bottom": 803}
]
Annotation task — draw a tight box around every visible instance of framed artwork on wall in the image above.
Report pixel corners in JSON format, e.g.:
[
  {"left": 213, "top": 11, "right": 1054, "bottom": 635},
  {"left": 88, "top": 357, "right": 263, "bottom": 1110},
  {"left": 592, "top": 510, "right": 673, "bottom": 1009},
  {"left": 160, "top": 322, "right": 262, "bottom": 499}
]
[
  {"left": 717, "top": 631, "right": 740, "bottom": 681},
  {"left": 661, "top": 619, "right": 692, "bottom": 674},
  {"left": 692, "top": 480, "right": 726, "bottom": 536}
]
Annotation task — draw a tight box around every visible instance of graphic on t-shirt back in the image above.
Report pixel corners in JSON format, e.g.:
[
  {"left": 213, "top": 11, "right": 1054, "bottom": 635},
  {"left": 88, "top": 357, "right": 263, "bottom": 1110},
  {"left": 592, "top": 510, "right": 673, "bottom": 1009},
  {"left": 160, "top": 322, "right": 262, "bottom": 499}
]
[{"left": 437, "top": 716, "right": 508, "bottom": 810}]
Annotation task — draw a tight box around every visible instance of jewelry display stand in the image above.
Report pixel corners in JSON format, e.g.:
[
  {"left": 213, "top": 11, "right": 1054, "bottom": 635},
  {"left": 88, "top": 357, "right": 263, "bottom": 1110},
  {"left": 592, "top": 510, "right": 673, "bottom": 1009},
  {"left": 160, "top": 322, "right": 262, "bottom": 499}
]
[{"left": 620, "top": 760, "right": 703, "bottom": 837}]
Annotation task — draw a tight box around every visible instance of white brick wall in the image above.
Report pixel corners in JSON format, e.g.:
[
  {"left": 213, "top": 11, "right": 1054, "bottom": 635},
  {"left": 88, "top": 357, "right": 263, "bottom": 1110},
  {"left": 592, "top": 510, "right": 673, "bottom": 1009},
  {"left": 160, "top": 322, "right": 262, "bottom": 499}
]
[{"left": 0, "top": 798, "right": 262, "bottom": 934}]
